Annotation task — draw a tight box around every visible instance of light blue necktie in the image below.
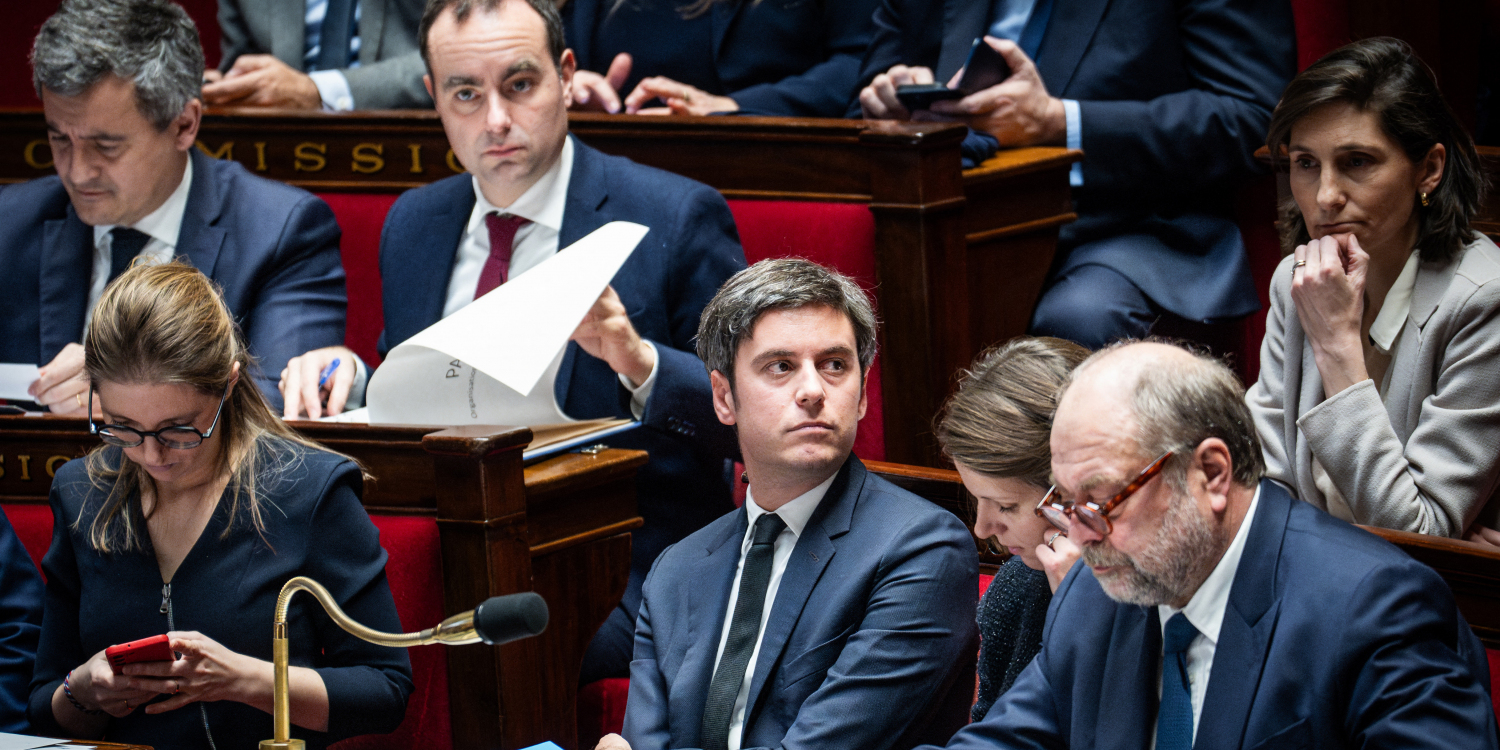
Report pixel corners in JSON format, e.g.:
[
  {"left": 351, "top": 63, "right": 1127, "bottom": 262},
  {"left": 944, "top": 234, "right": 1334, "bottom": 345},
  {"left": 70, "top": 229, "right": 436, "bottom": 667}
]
[{"left": 1157, "top": 613, "right": 1199, "bottom": 750}]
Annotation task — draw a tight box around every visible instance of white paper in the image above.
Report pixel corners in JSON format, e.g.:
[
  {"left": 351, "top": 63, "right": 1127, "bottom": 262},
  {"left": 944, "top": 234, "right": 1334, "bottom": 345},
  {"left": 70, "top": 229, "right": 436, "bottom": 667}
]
[
  {"left": 0, "top": 364, "right": 40, "bottom": 401},
  {"left": 366, "top": 221, "right": 648, "bottom": 426},
  {"left": 0, "top": 732, "right": 71, "bottom": 750}
]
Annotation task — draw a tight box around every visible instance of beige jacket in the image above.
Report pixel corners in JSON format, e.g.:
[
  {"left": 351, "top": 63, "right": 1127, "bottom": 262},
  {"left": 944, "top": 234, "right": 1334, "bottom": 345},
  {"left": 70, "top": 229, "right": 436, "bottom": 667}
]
[{"left": 1247, "top": 233, "right": 1500, "bottom": 537}]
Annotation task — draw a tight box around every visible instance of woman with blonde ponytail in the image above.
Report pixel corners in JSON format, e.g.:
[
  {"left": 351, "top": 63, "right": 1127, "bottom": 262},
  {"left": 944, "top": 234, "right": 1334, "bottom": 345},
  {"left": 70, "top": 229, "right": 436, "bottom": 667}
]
[{"left": 28, "top": 263, "right": 411, "bottom": 749}]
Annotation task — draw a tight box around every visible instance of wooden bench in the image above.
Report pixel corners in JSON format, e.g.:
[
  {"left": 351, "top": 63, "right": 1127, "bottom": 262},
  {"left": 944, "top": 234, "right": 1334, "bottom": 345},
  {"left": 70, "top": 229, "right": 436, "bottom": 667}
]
[{"left": 0, "top": 414, "right": 645, "bottom": 750}]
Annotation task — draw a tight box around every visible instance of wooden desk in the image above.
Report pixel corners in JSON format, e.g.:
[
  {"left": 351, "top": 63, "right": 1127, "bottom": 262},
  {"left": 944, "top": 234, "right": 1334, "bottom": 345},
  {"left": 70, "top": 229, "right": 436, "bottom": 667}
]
[
  {"left": 0, "top": 109, "right": 1079, "bottom": 466},
  {"left": 0, "top": 415, "right": 645, "bottom": 750}
]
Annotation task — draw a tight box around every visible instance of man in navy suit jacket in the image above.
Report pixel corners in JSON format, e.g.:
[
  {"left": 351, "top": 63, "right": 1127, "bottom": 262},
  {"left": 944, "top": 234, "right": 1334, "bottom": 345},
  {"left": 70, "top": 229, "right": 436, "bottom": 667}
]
[
  {"left": 924, "top": 341, "right": 1495, "bottom": 750},
  {"left": 599, "top": 259, "right": 977, "bottom": 750},
  {"left": 856, "top": 0, "right": 1296, "bottom": 349},
  {"left": 281, "top": 0, "right": 746, "bottom": 682},
  {"left": 0, "top": 0, "right": 347, "bottom": 413}
]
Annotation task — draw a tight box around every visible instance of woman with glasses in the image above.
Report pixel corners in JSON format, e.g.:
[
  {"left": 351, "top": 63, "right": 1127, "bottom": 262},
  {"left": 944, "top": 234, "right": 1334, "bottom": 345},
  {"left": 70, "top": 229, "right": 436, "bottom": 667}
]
[
  {"left": 934, "top": 337, "right": 1086, "bottom": 721},
  {"left": 1247, "top": 38, "right": 1500, "bottom": 546},
  {"left": 28, "top": 263, "right": 413, "bottom": 749}
]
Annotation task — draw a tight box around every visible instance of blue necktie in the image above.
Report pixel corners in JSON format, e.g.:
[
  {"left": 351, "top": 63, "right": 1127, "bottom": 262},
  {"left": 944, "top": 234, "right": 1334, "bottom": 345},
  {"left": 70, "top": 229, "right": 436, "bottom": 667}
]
[
  {"left": 701, "top": 513, "right": 786, "bottom": 750},
  {"left": 318, "top": 0, "right": 356, "bottom": 70},
  {"left": 107, "top": 227, "right": 151, "bottom": 286},
  {"left": 1157, "top": 613, "right": 1199, "bottom": 750}
]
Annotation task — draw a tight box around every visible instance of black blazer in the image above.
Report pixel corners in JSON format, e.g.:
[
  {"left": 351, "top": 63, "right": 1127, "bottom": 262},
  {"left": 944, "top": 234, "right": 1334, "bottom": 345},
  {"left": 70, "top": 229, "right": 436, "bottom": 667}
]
[
  {"left": 855, "top": 0, "right": 1297, "bottom": 321},
  {"left": 30, "top": 442, "right": 413, "bottom": 750},
  {"left": 564, "top": 0, "right": 879, "bottom": 116}
]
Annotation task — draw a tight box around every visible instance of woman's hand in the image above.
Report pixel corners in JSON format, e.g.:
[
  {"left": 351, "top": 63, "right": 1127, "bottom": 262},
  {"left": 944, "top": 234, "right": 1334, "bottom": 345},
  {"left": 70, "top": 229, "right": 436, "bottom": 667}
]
[
  {"left": 122, "top": 631, "right": 259, "bottom": 713},
  {"left": 64, "top": 649, "right": 159, "bottom": 718},
  {"left": 1035, "top": 533, "right": 1079, "bottom": 593},
  {"left": 1290, "top": 233, "right": 1371, "bottom": 398},
  {"left": 623, "top": 77, "right": 738, "bottom": 116},
  {"left": 1466, "top": 524, "right": 1500, "bottom": 549}
]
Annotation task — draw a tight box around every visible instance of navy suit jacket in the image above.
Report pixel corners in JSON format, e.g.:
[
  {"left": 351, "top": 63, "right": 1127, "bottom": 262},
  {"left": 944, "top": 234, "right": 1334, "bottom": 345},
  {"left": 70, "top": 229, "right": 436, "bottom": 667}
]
[
  {"left": 928, "top": 480, "right": 1498, "bottom": 750},
  {"left": 379, "top": 136, "right": 746, "bottom": 612},
  {"left": 0, "top": 148, "right": 348, "bottom": 409},
  {"left": 854, "top": 0, "right": 1296, "bottom": 321},
  {"left": 624, "top": 457, "right": 979, "bottom": 750},
  {"left": 564, "top": 0, "right": 878, "bottom": 117},
  {"left": 0, "top": 508, "right": 42, "bottom": 734}
]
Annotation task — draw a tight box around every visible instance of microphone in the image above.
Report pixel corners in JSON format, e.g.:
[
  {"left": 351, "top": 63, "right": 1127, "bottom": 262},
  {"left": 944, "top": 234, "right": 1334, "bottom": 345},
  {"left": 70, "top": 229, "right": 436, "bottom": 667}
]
[{"left": 473, "top": 592, "right": 549, "bottom": 645}]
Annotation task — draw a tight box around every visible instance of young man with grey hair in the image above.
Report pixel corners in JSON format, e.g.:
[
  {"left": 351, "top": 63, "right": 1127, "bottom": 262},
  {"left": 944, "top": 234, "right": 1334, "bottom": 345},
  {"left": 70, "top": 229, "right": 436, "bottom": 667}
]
[
  {"left": 923, "top": 341, "right": 1496, "bottom": 750},
  {"left": 599, "top": 258, "right": 977, "bottom": 750},
  {"left": 0, "top": 0, "right": 347, "bottom": 413}
]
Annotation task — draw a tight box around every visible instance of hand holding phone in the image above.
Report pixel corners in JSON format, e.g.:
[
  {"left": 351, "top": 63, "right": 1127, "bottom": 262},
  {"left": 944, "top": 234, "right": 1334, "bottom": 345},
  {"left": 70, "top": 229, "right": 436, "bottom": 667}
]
[
  {"left": 895, "top": 38, "right": 1014, "bottom": 113},
  {"left": 106, "top": 634, "right": 174, "bottom": 674}
]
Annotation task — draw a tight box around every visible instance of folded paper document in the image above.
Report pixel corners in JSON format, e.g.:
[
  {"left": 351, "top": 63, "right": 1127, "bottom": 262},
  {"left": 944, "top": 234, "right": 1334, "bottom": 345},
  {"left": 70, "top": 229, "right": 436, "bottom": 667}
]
[{"left": 358, "top": 221, "right": 650, "bottom": 450}]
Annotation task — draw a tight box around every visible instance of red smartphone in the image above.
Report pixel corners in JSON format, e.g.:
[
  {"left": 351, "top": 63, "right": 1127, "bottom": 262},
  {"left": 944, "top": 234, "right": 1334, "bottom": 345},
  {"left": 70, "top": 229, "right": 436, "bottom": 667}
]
[{"left": 105, "top": 634, "right": 174, "bottom": 674}]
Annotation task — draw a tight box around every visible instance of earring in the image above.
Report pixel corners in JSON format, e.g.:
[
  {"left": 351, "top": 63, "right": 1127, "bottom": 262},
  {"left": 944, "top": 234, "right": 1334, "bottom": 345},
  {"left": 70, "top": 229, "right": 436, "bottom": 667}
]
[{"left": 1420, "top": 192, "right": 1431, "bottom": 207}]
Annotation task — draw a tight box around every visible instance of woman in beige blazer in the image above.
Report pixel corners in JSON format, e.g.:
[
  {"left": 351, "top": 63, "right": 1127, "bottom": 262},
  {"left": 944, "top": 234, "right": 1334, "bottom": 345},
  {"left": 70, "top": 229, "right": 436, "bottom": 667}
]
[{"left": 1247, "top": 38, "right": 1500, "bottom": 545}]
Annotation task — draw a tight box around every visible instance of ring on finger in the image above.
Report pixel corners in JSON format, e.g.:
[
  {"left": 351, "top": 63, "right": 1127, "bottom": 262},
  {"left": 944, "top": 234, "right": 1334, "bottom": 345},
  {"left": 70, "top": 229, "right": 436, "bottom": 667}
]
[
  {"left": 1046, "top": 531, "right": 1062, "bottom": 550},
  {"left": 75, "top": 393, "right": 84, "bottom": 408}
]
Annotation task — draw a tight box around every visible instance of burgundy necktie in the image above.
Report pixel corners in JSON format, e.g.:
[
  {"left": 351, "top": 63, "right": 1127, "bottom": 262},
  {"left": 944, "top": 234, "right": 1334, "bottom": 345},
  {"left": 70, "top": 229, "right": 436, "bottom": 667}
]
[{"left": 475, "top": 212, "right": 530, "bottom": 299}]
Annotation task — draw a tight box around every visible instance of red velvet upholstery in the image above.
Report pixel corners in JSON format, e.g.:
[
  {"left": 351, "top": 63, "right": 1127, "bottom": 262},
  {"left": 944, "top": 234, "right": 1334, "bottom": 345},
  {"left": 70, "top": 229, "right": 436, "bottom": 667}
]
[
  {"left": 3, "top": 504, "right": 51, "bottom": 580},
  {"left": 726, "top": 200, "right": 884, "bottom": 462},
  {"left": 578, "top": 677, "right": 631, "bottom": 750},
  {"left": 1491, "top": 649, "right": 1500, "bottom": 722},
  {"left": 316, "top": 193, "right": 401, "bottom": 368}
]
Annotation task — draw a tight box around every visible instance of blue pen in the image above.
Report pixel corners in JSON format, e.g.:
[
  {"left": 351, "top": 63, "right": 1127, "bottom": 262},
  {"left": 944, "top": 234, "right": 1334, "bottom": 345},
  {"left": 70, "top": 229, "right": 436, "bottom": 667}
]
[{"left": 318, "top": 358, "right": 341, "bottom": 388}]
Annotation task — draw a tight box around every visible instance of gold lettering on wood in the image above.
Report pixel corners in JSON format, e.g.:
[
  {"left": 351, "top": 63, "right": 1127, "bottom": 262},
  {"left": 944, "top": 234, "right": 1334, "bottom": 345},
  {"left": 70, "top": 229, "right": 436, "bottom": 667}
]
[
  {"left": 196, "top": 140, "right": 233, "bottom": 160},
  {"left": 352, "top": 143, "right": 385, "bottom": 174},
  {"left": 0, "top": 455, "right": 5, "bottom": 479},
  {"left": 407, "top": 144, "right": 423, "bottom": 173},
  {"left": 45, "top": 455, "right": 70, "bottom": 478},
  {"left": 16, "top": 456, "right": 30, "bottom": 482},
  {"left": 254, "top": 142, "right": 268, "bottom": 172},
  {"left": 23, "top": 140, "right": 54, "bottom": 170},
  {"left": 446, "top": 149, "right": 464, "bottom": 173},
  {"left": 294, "top": 142, "right": 328, "bottom": 172}
]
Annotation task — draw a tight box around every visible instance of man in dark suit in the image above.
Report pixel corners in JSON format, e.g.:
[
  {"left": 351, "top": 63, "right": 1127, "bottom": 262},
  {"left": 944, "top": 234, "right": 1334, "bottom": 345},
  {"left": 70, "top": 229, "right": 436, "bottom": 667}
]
[
  {"left": 598, "top": 259, "right": 977, "bottom": 750},
  {"left": 0, "top": 0, "right": 347, "bottom": 414},
  {"left": 923, "top": 341, "right": 1496, "bottom": 750},
  {"left": 205, "top": 0, "right": 430, "bottom": 110},
  {"left": 856, "top": 0, "right": 1296, "bottom": 348},
  {"left": 280, "top": 0, "right": 746, "bottom": 682}
]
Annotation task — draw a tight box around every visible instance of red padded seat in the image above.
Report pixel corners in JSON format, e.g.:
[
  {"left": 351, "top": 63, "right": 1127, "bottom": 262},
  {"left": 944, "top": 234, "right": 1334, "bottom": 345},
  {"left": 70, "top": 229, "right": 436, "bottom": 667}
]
[
  {"left": 316, "top": 193, "right": 400, "bottom": 368},
  {"left": 4, "top": 504, "right": 51, "bottom": 579}
]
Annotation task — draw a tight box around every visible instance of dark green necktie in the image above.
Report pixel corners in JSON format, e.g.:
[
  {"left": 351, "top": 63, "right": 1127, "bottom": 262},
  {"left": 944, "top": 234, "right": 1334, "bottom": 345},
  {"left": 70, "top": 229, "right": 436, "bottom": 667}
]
[
  {"left": 107, "top": 227, "right": 151, "bottom": 286},
  {"left": 701, "top": 513, "right": 786, "bottom": 750}
]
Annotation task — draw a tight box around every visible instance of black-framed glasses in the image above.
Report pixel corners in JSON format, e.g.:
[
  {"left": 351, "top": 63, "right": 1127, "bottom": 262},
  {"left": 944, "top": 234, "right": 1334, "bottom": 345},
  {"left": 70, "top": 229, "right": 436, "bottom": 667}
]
[
  {"left": 1034, "top": 451, "right": 1174, "bottom": 537},
  {"left": 87, "top": 381, "right": 231, "bottom": 450}
]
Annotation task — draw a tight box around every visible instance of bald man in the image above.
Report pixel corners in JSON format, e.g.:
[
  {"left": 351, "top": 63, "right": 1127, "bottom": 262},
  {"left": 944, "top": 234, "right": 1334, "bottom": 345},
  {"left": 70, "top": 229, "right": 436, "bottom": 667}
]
[{"left": 923, "top": 342, "right": 1496, "bottom": 750}]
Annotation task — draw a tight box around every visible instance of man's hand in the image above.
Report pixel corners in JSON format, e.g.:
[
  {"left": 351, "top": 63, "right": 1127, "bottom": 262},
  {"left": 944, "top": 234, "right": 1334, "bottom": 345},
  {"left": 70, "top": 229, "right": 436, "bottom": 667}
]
[
  {"left": 571, "top": 286, "right": 655, "bottom": 387},
  {"left": 858, "top": 64, "right": 935, "bottom": 120},
  {"left": 29, "top": 343, "right": 92, "bottom": 416},
  {"left": 928, "top": 38, "right": 1066, "bottom": 146},
  {"left": 571, "top": 53, "right": 633, "bottom": 113},
  {"left": 624, "top": 76, "right": 738, "bottom": 116},
  {"left": 201, "top": 55, "right": 322, "bottom": 109},
  {"left": 279, "top": 346, "right": 357, "bottom": 420},
  {"left": 595, "top": 733, "right": 632, "bottom": 750}
]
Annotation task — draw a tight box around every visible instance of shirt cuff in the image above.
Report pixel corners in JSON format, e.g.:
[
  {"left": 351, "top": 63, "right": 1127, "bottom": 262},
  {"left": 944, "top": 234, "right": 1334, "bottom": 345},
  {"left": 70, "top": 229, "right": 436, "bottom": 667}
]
[
  {"left": 346, "top": 354, "right": 370, "bottom": 409},
  {"left": 617, "top": 340, "right": 659, "bottom": 420},
  {"left": 1062, "top": 98, "right": 1082, "bottom": 187},
  {"left": 310, "top": 69, "right": 355, "bottom": 111}
]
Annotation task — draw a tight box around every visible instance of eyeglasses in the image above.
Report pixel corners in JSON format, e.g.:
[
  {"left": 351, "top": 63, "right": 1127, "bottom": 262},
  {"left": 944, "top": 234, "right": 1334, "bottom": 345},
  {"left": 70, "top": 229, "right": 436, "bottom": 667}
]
[
  {"left": 87, "top": 381, "right": 231, "bottom": 450},
  {"left": 1034, "top": 451, "right": 1174, "bottom": 537}
]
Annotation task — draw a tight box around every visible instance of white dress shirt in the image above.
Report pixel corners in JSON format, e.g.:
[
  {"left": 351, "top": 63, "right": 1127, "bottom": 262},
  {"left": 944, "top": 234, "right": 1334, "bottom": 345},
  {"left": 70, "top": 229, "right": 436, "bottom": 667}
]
[
  {"left": 304, "top": 0, "right": 362, "bottom": 111},
  {"left": 713, "top": 475, "right": 837, "bottom": 750},
  {"left": 1151, "top": 484, "right": 1261, "bottom": 749},
  {"left": 86, "top": 156, "right": 192, "bottom": 329},
  {"left": 346, "top": 136, "right": 657, "bottom": 414}
]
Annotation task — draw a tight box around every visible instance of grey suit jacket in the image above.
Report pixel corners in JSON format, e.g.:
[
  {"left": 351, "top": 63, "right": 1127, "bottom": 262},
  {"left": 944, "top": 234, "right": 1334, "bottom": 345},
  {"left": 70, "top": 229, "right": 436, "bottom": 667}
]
[
  {"left": 217, "top": 0, "right": 431, "bottom": 109},
  {"left": 1247, "top": 234, "right": 1500, "bottom": 537}
]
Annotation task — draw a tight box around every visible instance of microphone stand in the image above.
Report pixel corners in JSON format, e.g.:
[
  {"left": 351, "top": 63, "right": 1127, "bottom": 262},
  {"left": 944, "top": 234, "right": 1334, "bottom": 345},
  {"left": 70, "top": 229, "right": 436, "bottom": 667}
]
[{"left": 259, "top": 575, "right": 493, "bottom": 750}]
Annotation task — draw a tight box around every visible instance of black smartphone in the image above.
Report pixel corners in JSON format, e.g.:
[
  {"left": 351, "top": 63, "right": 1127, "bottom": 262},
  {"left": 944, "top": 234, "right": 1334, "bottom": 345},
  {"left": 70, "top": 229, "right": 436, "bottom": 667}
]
[{"left": 894, "top": 38, "right": 1013, "bottom": 112}]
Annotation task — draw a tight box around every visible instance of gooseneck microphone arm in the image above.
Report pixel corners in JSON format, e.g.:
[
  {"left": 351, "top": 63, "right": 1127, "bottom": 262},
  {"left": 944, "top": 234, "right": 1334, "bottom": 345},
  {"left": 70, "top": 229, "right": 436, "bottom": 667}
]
[{"left": 259, "top": 576, "right": 548, "bottom": 750}]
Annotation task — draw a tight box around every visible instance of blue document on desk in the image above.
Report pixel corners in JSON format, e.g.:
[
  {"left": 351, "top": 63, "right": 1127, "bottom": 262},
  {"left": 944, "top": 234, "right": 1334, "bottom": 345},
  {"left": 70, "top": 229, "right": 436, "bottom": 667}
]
[{"left": 519, "top": 743, "right": 565, "bottom": 750}]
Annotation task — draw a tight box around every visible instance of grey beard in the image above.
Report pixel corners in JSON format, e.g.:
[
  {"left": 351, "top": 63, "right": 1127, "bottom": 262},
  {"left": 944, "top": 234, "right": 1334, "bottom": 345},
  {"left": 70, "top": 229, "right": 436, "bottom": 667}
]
[{"left": 1081, "top": 488, "right": 1224, "bottom": 607}]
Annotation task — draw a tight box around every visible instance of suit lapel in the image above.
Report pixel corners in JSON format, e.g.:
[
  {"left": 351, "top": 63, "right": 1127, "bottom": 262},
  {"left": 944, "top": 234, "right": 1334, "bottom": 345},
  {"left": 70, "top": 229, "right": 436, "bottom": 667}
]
[
  {"left": 679, "top": 511, "right": 752, "bottom": 743},
  {"left": 1409, "top": 255, "right": 1455, "bottom": 331},
  {"left": 937, "top": 0, "right": 991, "bottom": 81},
  {"left": 273, "top": 0, "right": 307, "bottom": 66},
  {"left": 742, "top": 458, "right": 860, "bottom": 726},
  {"left": 37, "top": 212, "right": 94, "bottom": 362},
  {"left": 1032, "top": 0, "right": 1111, "bottom": 96},
  {"left": 554, "top": 137, "right": 608, "bottom": 410},
  {"left": 1095, "top": 604, "right": 1160, "bottom": 750},
  {"left": 177, "top": 151, "right": 226, "bottom": 279},
  {"left": 1194, "top": 482, "right": 1293, "bottom": 748},
  {"left": 407, "top": 176, "right": 473, "bottom": 336},
  {"left": 360, "top": 0, "right": 389, "bottom": 61}
]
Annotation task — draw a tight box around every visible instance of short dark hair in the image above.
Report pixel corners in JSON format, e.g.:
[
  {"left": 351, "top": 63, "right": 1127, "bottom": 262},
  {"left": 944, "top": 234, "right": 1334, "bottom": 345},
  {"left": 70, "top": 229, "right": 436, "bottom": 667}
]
[
  {"left": 935, "top": 337, "right": 1090, "bottom": 488},
  {"left": 696, "top": 258, "right": 878, "bottom": 388},
  {"left": 32, "top": 0, "right": 204, "bottom": 130},
  {"left": 1266, "top": 37, "right": 1486, "bottom": 263},
  {"left": 419, "top": 0, "right": 566, "bottom": 72}
]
